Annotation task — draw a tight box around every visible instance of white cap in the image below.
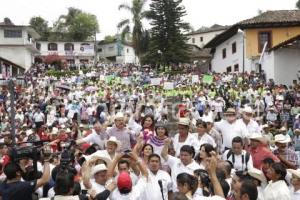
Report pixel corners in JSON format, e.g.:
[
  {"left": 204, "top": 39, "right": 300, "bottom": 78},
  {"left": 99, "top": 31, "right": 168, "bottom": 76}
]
[
  {"left": 114, "top": 112, "right": 124, "bottom": 120},
  {"left": 178, "top": 118, "right": 190, "bottom": 126},
  {"left": 92, "top": 164, "right": 107, "bottom": 176}
]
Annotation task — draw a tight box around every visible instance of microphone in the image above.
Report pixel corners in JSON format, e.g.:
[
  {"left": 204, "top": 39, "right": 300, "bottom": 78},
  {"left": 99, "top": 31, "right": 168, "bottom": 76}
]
[{"left": 158, "top": 180, "right": 165, "bottom": 200}]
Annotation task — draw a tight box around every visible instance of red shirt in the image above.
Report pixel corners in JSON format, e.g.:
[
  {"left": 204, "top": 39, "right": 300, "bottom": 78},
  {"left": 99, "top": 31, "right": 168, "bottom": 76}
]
[{"left": 250, "top": 145, "right": 279, "bottom": 169}]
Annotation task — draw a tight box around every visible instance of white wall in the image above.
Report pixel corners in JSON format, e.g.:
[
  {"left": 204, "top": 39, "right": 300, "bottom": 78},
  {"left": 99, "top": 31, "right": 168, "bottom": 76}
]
[
  {"left": 0, "top": 46, "right": 33, "bottom": 70},
  {"left": 123, "top": 45, "right": 137, "bottom": 63},
  {"left": 211, "top": 33, "right": 244, "bottom": 73},
  {"left": 274, "top": 48, "right": 300, "bottom": 86},
  {"left": 261, "top": 52, "right": 275, "bottom": 81},
  {"left": 98, "top": 43, "right": 118, "bottom": 58},
  {"left": 187, "top": 30, "right": 225, "bottom": 48}
]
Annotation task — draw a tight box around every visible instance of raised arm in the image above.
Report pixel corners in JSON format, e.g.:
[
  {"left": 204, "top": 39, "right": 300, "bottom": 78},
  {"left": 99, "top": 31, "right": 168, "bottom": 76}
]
[{"left": 161, "top": 138, "right": 172, "bottom": 161}]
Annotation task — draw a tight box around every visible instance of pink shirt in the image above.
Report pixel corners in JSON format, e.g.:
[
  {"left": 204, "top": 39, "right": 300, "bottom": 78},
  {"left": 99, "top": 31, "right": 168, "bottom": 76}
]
[{"left": 250, "top": 145, "right": 279, "bottom": 169}]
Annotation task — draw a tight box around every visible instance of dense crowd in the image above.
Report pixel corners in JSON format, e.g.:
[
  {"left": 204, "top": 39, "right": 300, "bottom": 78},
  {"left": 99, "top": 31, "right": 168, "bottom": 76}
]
[{"left": 0, "top": 64, "right": 299, "bottom": 200}]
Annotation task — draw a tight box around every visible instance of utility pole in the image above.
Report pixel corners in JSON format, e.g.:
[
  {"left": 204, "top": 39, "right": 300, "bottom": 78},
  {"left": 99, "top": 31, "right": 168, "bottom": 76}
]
[{"left": 8, "top": 79, "right": 16, "bottom": 147}]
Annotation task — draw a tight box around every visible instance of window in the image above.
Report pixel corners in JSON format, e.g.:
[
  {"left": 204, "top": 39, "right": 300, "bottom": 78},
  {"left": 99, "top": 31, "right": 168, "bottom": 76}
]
[
  {"left": 48, "top": 43, "right": 57, "bottom": 51},
  {"left": 227, "top": 66, "right": 232, "bottom": 73},
  {"left": 127, "top": 48, "right": 129, "bottom": 53},
  {"left": 192, "top": 38, "right": 195, "bottom": 44},
  {"left": 200, "top": 37, "right": 203, "bottom": 42},
  {"left": 64, "top": 43, "right": 74, "bottom": 51},
  {"left": 222, "top": 48, "right": 226, "bottom": 59},
  {"left": 98, "top": 48, "right": 103, "bottom": 52},
  {"left": 108, "top": 46, "right": 114, "bottom": 51},
  {"left": 234, "top": 64, "right": 239, "bottom": 72},
  {"left": 258, "top": 31, "right": 272, "bottom": 53},
  {"left": 36, "top": 43, "right": 41, "bottom": 50},
  {"left": 4, "top": 29, "right": 22, "bottom": 38},
  {"left": 232, "top": 42, "right": 237, "bottom": 54}
]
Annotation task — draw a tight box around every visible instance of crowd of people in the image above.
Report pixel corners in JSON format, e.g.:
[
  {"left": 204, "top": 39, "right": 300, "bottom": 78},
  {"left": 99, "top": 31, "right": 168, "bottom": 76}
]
[{"left": 0, "top": 64, "right": 299, "bottom": 200}]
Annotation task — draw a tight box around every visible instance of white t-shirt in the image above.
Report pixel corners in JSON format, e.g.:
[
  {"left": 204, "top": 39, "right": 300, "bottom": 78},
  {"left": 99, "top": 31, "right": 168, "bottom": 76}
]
[
  {"left": 91, "top": 179, "right": 106, "bottom": 194},
  {"left": 236, "top": 119, "right": 261, "bottom": 136},
  {"left": 222, "top": 150, "right": 253, "bottom": 171},
  {"left": 215, "top": 120, "right": 247, "bottom": 151},
  {"left": 40, "top": 195, "right": 80, "bottom": 200},
  {"left": 193, "top": 133, "right": 216, "bottom": 148},
  {"left": 173, "top": 133, "right": 200, "bottom": 157},
  {"left": 141, "top": 170, "right": 172, "bottom": 200},
  {"left": 165, "top": 155, "right": 201, "bottom": 192},
  {"left": 82, "top": 130, "right": 106, "bottom": 149},
  {"left": 110, "top": 176, "right": 147, "bottom": 200}
]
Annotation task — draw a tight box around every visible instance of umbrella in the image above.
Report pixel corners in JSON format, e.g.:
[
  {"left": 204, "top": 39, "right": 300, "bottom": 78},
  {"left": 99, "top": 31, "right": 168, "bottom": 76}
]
[
  {"left": 56, "top": 84, "right": 71, "bottom": 91},
  {"left": 85, "top": 86, "right": 97, "bottom": 92}
]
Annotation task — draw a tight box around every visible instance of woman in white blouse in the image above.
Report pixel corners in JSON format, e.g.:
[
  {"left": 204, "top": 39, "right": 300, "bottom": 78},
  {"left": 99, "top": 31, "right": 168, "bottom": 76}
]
[{"left": 263, "top": 163, "right": 291, "bottom": 200}]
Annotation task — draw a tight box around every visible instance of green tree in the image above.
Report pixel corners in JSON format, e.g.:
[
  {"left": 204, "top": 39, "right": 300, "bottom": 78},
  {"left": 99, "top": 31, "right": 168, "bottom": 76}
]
[
  {"left": 145, "top": 0, "right": 191, "bottom": 66},
  {"left": 297, "top": 0, "right": 300, "bottom": 9},
  {"left": 29, "top": 16, "right": 50, "bottom": 40},
  {"left": 117, "top": 0, "right": 149, "bottom": 61},
  {"left": 53, "top": 7, "right": 99, "bottom": 41}
]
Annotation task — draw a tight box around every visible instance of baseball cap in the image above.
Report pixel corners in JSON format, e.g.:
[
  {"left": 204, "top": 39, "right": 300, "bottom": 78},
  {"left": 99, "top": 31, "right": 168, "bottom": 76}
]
[{"left": 117, "top": 172, "right": 132, "bottom": 192}]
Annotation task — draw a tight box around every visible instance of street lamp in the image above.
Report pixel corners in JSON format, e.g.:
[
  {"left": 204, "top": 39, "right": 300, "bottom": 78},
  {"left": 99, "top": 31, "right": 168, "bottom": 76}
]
[{"left": 238, "top": 29, "right": 245, "bottom": 82}]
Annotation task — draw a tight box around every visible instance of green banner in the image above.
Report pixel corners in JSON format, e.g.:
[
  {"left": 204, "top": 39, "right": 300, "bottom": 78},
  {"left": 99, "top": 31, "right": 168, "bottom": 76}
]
[{"left": 202, "top": 75, "right": 214, "bottom": 84}]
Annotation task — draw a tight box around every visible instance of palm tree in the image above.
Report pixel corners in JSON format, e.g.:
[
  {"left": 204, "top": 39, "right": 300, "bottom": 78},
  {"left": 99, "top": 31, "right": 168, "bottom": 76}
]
[{"left": 118, "top": 0, "right": 148, "bottom": 62}]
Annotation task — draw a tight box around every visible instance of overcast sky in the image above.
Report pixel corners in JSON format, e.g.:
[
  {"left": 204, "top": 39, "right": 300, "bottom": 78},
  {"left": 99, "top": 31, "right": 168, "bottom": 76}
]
[{"left": 0, "top": 0, "right": 298, "bottom": 39}]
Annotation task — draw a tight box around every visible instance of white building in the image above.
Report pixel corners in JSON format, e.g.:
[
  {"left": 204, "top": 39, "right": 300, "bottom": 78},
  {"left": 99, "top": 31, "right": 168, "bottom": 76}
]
[
  {"left": 97, "top": 40, "right": 138, "bottom": 64},
  {"left": 204, "top": 10, "right": 300, "bottom": 85},
  {"left": 263, "top": 35, "right": 300, "bottom": 85},
  {"left": 37, "top": 41, "right": 95, "bottom": 66},
  {"left": 0, "top": 19, "right": 40, "bottom": 76},
  {"left": 186, "top": 24, "right": 229, "bottom": 48}
]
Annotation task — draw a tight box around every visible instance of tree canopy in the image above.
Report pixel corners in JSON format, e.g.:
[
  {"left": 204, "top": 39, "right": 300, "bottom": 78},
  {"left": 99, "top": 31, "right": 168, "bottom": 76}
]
[
  {"left": 144, "top": 0, "right": 191, "bottom": 65},
  {"left": 29, "top": 16, "right": 50, "bottom": 40}
]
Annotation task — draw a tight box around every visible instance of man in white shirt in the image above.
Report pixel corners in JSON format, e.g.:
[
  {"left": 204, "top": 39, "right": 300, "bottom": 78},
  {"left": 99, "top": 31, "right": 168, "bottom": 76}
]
[
  {"left": 172, "top": 118, "right": 200, "bottom": 157},
  {"left": 82, "top": 164, "right": 108, "bottom": 194},
  {"left": 287, "top": 169, "right": 300, "bottom": 200},
  {"left": 76, "top": 121, "right": 108, "bottom": 149},
  {"left": 222, "top": 136, "right": 253, "bottom": 171},
  {"left": 237, "top": 106, "right": 260, "bottom": 137},
  {"left": 161, "top": 138, "right": 201, "bottom": 192},
  {"left": 108, "top": 152, "right": 149, "bottom": 200},
  {"left": 142, "top": 154, "right": 172, "bottom": 200},
  {"left": 215, "top": 108, "right": 247, "bottom": 152}
]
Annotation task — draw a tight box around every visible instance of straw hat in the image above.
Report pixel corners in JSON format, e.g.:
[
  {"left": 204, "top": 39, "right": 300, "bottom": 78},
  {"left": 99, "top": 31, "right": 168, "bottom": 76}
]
[
  {"left": 178, "top": 118, "right": 190, "bottom": 126},
  {"left": 248, "top": 168, "right": 267, "bottom": 183},
  {"left": 274, "top": 134, "right": 291, "bottom": 144},
  {"left": 91, "top": 164, "right": 107, "bottom": 176},
  {"left": 287, "top": 169, "right": 300, "bottom": 179},
  {"left": 105, "top": 136, "right": 121, "bottom": 150},
  {"left": 249, "top": 132, "right": 264, "bottom": 142}
]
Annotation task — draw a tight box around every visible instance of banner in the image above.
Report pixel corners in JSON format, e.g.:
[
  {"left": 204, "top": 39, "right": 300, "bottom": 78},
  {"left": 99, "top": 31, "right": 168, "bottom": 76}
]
[
  {"left": 192, "top": 75, "right": 199, "bottom": 83},
  {"left": 202, "top": 75, "right": 214, "bottom": 84},
  {"left": 151, "top": 78, "right": 162, "bottom": 86},
  {"left": 164, "top": 82, "right": 174, "bottom": 90},
  {"left": 122, "top": 77, "right": 131, "bottom": 85}
]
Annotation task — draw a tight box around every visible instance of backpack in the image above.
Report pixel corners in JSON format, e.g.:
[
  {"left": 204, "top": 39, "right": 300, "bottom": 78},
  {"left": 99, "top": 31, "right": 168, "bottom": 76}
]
[{"left": 226, "top": 149, "right": 250, "bottom": 171}]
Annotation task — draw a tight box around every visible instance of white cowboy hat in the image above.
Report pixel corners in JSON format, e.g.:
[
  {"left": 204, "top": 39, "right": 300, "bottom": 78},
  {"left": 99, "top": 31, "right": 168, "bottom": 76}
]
[
  {"left": 202, "top": 116, "right": 213, "bottom": 123},
  {"left": 249, "top": 132, "right": 264, "bottom": 141},
  {"left": 26, "top": 129, "right": 34, "bottom": 136},
  {"left": 287, "top": 169, "right": 300, "bottom": 179},
  {"left": 274, "top": 134, "right": 291, "bottom": 144},
  {"left": 51, "top": 127, "right": 59, "bottom": 135},
  {"left": 248, "top": 168, "right": 267, "bottom": 183},
  {"left": 242, "top": 106, "right": 253, "bottom": 113},
  {"left": 178, "top": 118, "right": 190, "bottom": 126},
  {"left": 91, "top": 164, "right": 107, "bottom": 176},
  {"left": 114, "top": 112, "right": 124, "bottom": 120},
  {"left": 105, "top": 136, "right": 121, "bottom": 150}
]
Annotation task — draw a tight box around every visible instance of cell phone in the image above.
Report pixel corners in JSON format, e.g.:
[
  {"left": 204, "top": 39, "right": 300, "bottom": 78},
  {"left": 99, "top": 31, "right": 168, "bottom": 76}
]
[{"left": 82, "top": 190, "right": 88, "bottom": 195}]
